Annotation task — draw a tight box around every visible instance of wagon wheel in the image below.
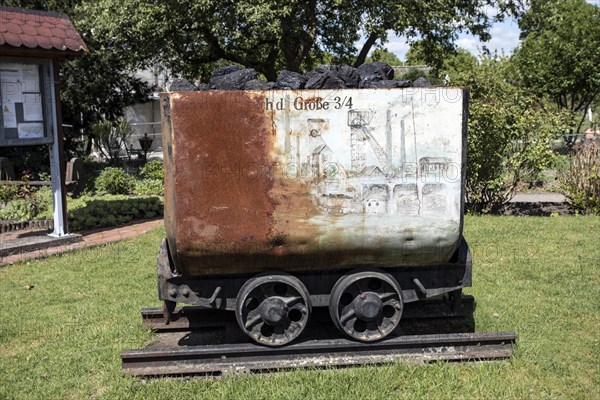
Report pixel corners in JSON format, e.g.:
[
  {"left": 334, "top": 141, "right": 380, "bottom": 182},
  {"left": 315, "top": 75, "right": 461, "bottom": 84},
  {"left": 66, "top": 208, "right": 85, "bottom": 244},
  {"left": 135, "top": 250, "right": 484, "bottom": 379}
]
[
  {"left": 329, "top": 270, "right": 403, "bottom": 342},
  {"left": 235, "top": 273, "right": 311, "bottom": 347}
]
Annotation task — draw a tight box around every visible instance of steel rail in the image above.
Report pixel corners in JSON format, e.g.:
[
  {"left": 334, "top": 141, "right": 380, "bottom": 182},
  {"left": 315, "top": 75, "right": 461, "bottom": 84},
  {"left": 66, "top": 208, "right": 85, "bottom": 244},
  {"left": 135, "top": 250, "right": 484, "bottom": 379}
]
[{"left": 121, "top": 331, "right": 516, "bottom": 377}]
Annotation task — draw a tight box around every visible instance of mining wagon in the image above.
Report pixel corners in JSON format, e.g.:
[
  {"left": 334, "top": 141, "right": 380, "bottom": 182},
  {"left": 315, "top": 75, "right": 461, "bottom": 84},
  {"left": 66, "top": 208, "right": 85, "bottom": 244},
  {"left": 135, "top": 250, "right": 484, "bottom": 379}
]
[{"left": 157, "top": 88, "right": 471, "bottom": 346}]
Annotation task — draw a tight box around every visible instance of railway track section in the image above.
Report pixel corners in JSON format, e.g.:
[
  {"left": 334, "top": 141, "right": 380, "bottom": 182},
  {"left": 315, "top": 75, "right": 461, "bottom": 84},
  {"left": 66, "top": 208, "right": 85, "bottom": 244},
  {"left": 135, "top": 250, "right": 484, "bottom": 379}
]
[{"left": 121, "top": 296, "right": 516, "bottom": 377}]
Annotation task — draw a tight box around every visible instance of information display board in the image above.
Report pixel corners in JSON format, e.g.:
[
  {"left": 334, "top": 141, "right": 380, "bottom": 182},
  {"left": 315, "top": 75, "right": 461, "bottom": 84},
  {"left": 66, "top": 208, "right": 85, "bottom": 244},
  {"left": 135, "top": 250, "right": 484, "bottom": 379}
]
[{"left": 0, "top": 58, "right": 53, "bottom": 146}]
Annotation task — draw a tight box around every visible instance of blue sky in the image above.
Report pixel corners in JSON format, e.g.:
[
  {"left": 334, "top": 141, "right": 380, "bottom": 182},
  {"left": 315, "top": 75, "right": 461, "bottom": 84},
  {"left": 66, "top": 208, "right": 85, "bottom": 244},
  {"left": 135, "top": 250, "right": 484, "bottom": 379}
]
[
  {"left": 382, "top": 0, "right": 599, "bottom": 62},
  {"left": 384, "top": 18, "right": 521, "bottom": 61}
]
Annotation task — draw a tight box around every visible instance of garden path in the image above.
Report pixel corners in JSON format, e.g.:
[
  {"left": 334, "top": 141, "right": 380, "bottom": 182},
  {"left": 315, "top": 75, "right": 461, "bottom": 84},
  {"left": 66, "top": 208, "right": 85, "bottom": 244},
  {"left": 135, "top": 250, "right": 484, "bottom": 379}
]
[{"left": 0, "top": 218, "right": 163, "bottom": 266}]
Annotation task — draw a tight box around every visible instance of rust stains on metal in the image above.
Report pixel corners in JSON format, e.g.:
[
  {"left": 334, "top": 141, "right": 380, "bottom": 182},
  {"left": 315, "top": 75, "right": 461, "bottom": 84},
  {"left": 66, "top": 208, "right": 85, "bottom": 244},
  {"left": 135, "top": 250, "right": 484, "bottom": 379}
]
[
  {"left": 268, "top": 166, "right": 322, "bottom": 257},
  {"left": 167, "top": 91, "right": 277, "bottom": 271}
]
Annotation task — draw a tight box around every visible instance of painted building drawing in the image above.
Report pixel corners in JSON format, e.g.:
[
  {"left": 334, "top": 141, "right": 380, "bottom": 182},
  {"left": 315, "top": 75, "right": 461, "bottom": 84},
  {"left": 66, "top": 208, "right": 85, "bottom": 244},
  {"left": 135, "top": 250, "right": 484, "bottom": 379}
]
[{"left": 271, "top": 89, "right": 465, "bottom": 219}]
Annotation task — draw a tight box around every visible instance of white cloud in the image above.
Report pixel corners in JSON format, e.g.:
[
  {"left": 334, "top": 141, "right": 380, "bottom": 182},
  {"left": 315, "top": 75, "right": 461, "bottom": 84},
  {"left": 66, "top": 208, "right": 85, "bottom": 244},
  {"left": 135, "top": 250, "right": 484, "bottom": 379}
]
[
  {"left": 455, "top": 37, "right": 481, "bottom": 55},
  {"left": 484, "top": 19, "right": 521, "bottom": 54},
  {"left": 381, "top": 36, "right": 411, "bottom": 60},
  {"left": 481, "top": 4, "right": 500, "bottom": 18}
]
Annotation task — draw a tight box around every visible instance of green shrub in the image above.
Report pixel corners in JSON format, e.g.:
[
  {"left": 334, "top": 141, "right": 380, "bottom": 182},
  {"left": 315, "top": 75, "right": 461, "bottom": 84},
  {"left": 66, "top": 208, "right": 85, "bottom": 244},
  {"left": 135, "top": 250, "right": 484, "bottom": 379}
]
[
  {"left": 0, "top": 186, "right": 53, "bottom": 222},
  {"left": 134, "top": 178, "right": 164, "bottom": 196},
  {"left": 37, "top": 171, "right": 51, "bottom": 181},
  {"left": 0, "top": 199, "right": 38, "bottom": 221},
  {"left": 0, "top": 184, "right": 19, "bottom": 204},
  {"left": 34, "top": 191, "right": 164, "bottom": 231},
  {"left": 34, "top": 186, "right": 53, "bottom": 214},
  {"left": 453, "top": 55, "right": 568, "bottom": 213},
  {"left": 559, "top": 144, "right": 600, "bottom": 215},
  {"left": 79, "top": 159, "right": 104, "bottom": 195},
  {"left": 139, "top": 160, "right": 164, "bottom": 181},
  {"left": 95, "top": 167, "right": 135, "bottom": 195},
  {"left": 63, "top": 195, "right": 163, "bottom": 231}
]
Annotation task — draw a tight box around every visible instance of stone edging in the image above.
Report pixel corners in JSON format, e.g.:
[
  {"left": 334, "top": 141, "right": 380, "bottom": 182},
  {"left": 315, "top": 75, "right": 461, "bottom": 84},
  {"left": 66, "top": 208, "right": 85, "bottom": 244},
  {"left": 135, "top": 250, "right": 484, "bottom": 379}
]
[{"left": 0, "top": 220, "right": 53, "bottom": 233}]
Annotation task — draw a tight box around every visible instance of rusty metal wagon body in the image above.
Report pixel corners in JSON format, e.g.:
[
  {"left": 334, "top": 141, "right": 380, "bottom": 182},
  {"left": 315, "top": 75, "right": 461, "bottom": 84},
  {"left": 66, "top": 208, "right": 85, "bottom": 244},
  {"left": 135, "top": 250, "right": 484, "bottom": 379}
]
[{"left": 157, "top": 88, "right": 471, "bottom": 346}]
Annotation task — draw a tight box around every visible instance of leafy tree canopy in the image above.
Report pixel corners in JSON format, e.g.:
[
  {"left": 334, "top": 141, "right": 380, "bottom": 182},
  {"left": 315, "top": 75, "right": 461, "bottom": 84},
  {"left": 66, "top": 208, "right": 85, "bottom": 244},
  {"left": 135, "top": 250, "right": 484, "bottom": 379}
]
[
  {"left": 443, "top": 48, "right": 479, "bottom": 81},
  {"left": 405, "top": 41, "right": 478, "bottom": 82},
  {"left": 513, "top": 0, "right": 600, "bottom": 132},
  {"left": 366, "top": 49, "right": 402, "bottom": 66},
  {"left": 75, "top": 0, "right": 522, "bottom": 81},
  {"left": 405, "top": 40, "right": 471, "bottom": 68}
]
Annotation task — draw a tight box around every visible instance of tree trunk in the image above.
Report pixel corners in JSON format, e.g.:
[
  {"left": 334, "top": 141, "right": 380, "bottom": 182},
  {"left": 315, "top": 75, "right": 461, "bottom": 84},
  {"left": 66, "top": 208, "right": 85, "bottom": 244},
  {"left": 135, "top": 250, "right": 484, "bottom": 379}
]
[
  {"left": 260, "top": 48, "right": 279, "bottom": 81},
  {"left": 353, "top": 32, "right": 379, "bottom": 67},
  {"left": 280, "top": 0, "right": 318, "bottom": 72},
  {"left": 575, "top": 91, "right": 598, "bottom": 133}
]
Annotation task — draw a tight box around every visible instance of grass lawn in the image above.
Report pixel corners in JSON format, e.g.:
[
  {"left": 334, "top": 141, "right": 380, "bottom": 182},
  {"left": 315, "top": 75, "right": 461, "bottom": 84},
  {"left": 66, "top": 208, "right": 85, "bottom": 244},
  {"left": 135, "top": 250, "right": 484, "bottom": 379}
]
[{"left": 1, "top": 216, "right": 598, "bottom": 399}]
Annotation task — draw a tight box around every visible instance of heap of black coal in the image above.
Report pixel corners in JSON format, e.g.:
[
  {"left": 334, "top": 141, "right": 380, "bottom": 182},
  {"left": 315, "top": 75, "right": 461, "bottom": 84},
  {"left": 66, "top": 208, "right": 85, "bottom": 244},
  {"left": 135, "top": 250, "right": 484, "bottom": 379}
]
[{"left": 169, "top": 62, "right": 431, "bottom": 91}]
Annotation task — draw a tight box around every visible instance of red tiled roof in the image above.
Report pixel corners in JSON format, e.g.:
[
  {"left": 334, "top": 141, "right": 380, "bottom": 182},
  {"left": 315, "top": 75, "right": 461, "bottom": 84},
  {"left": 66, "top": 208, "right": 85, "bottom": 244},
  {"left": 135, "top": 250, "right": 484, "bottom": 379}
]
[{"left": 0, "top": 6, "right": 87, "bottom": 55}]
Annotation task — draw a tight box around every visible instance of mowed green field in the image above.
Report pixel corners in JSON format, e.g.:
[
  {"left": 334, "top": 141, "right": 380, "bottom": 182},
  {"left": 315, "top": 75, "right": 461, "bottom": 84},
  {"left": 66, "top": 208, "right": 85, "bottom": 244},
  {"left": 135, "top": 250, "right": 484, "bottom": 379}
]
[{"left": 1, "top": 216, "right": 598, "bottom": 400}]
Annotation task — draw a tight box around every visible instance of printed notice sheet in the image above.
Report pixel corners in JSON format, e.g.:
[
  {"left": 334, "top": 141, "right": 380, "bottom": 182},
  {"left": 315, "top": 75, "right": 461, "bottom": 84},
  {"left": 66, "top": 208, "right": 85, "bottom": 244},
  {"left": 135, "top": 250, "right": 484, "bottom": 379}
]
[
  {"left": 0, "top": 63, "right": 24, "bottom": 104},
  {"left": 21, "top": 64, "right": 40, "bottom": 92},
  {"left": 23, "top": 93, "right": 43, "bottom": 121},
  {"left": 17, "top": 122, "right": 44, "bottom": 139},
  {"left": 2, "top": 103, "right": 17, "bottom": 128}
]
